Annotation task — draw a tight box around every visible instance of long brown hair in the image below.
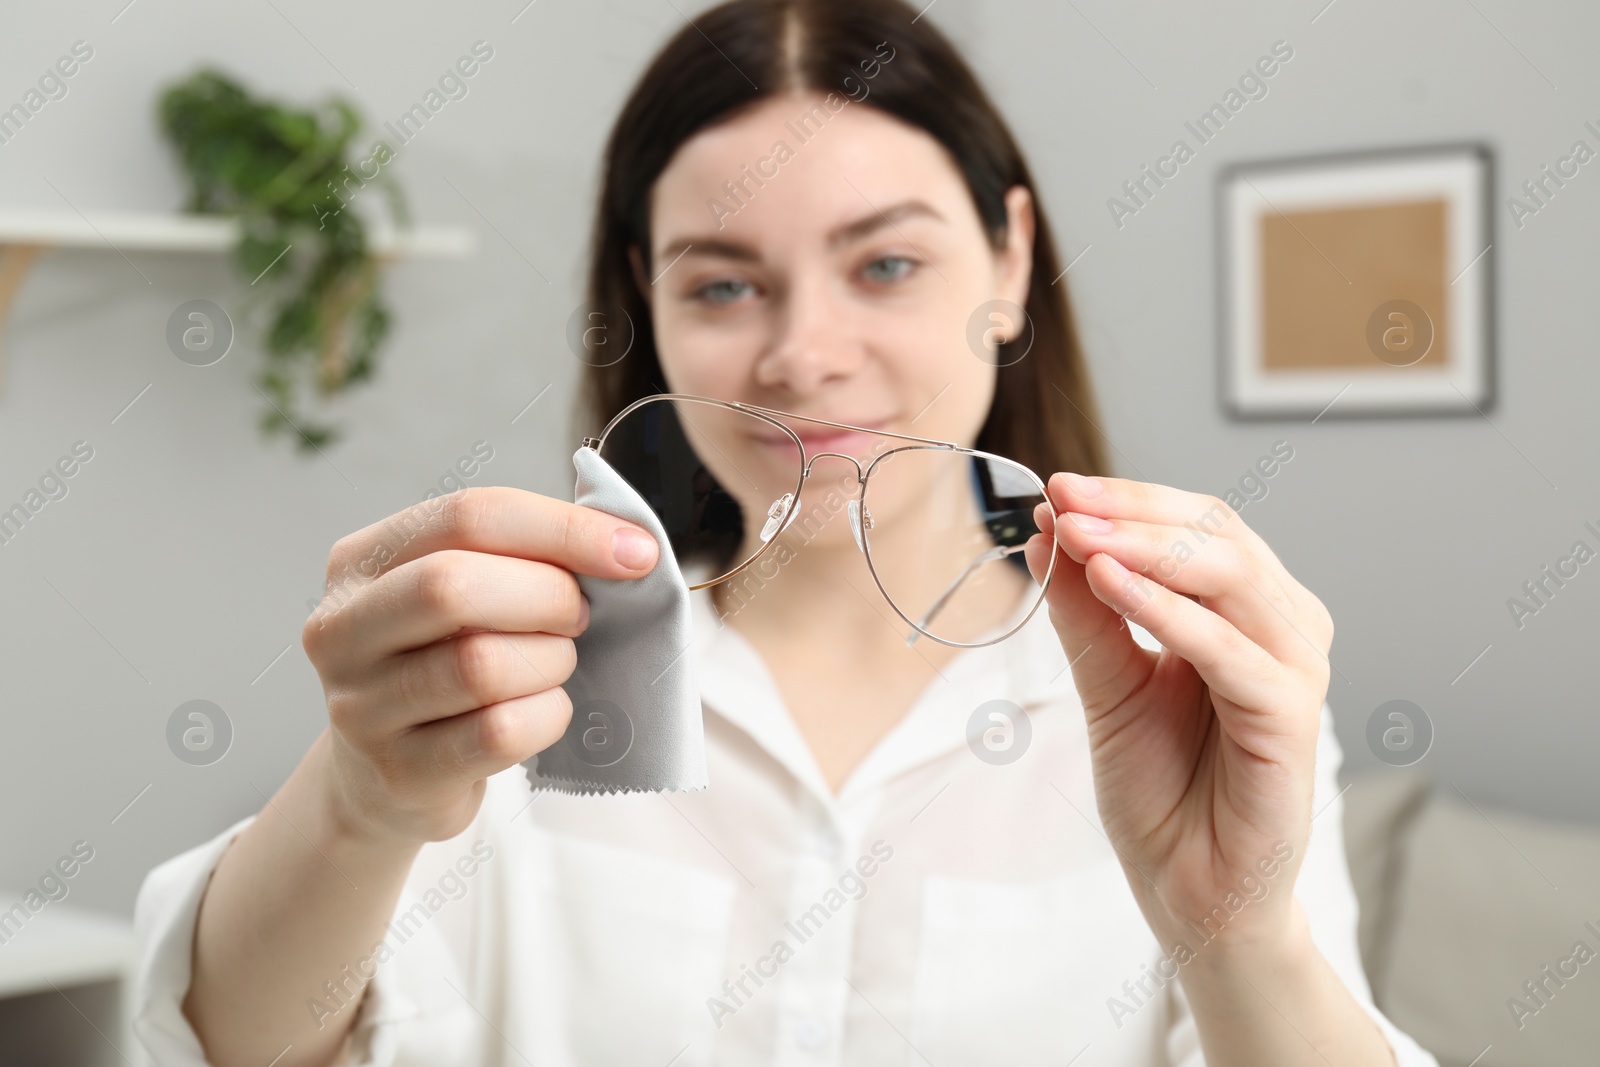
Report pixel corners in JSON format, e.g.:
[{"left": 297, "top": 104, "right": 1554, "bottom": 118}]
[{"left": 576, "top": 0, "right": 1108, "bottom": 535}]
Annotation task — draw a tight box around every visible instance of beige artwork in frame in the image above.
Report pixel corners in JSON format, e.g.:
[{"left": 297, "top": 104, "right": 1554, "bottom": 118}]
[{"left": 1219, "top": 144, "right": 1494, "bottom": 418}]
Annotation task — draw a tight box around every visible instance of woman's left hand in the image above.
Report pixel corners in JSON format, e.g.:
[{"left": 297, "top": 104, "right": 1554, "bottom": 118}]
[{"left": 1022, "top": 471, "right": 1333, "bottom": 952}]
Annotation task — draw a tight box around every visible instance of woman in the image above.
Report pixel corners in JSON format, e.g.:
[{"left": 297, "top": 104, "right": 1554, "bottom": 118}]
[{"left": 134, "top": 1, "right": 1438, "bottom": 1064}]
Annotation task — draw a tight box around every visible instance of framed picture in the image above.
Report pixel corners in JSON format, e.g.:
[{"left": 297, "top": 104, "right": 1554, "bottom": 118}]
[{"left": 1218, "top": 143, "right": 1494, "bottom": 418}]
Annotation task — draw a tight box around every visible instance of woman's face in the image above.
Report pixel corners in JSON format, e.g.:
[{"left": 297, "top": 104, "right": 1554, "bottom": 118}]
[{"left": 636, "top": 90, "right": 1035, "bottom": 555}]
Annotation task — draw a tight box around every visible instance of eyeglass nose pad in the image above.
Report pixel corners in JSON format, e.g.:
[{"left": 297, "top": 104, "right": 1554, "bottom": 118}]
[
  {"left": 759, "top": 492, "right": 796, "bottom": 542},
  {"left": 847, "top": 499, "right": 874, "bottom": 552}
]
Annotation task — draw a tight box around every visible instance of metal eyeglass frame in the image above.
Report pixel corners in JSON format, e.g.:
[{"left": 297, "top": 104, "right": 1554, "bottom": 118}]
[{"left": 583, "top": 392, "right": 1057, "bottom": 649}]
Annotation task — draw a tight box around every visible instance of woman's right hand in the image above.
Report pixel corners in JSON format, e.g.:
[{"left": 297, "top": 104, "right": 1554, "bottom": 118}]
[
  {"left": 301, "top": 485, "right": 661, "bottom": 846},
  {"left": 184, "top": 486, "right": 661, "bottom": 1067}
]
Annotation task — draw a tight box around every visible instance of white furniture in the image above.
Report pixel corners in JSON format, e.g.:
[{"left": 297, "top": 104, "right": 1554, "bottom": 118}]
[
  {"left": 0, "top": 898, "right": 141, "bottom": 1067},
  {"left": 0, "top": 208, "right": 477, "bottom": 390}
]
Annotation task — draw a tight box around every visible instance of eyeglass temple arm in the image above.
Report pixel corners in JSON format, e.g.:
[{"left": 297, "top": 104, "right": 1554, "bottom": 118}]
[{"left": 904, "top": 542, "right": 1030, "bottom": 647}]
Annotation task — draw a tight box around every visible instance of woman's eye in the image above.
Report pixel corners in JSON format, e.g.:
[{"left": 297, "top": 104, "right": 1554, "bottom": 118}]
[
  {"left": 861, "top": 255, "right": 916, "bottom": 283},
  {"left": 693, "top": 278, "right": 754, "bottom": 305}
]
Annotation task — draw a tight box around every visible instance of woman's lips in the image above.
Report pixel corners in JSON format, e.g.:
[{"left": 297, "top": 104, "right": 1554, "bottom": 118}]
[{"left": 753, "top": 422, "right": 888, "bottom": 457}]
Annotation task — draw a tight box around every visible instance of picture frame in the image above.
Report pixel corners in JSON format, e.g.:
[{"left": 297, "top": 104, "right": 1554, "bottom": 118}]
[{"left": 1218, "top": 143, "right": 1494, "bottom": 419}]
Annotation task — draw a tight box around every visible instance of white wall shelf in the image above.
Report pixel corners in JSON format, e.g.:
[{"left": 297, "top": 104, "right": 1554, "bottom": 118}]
[{"left": 0, "top": 208, "right": 477, "bottom": 391}]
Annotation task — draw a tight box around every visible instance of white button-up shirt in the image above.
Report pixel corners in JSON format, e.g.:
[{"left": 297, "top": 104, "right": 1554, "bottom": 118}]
[{"left": 133, "top": 560, "right": 1439, "bottom": 1066}]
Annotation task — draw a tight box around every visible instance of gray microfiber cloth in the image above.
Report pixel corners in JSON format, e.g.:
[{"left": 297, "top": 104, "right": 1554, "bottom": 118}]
[{"left": 523, "top": 445, "right": 709, "bottom": 795}]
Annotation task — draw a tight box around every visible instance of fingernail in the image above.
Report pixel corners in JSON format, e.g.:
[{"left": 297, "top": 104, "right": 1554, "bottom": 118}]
[
  {"left": 1063, "top": 472, "right": 1102, "bottom": 498},
  {"left": 1066, "top": 511, "right": 1115, "bottom": 534},
  {"left": 578, "top": 595, "right": 591, "bottom": 631},
  {"left": 612, "top": 527, "right": 657, "bottom": 570}
]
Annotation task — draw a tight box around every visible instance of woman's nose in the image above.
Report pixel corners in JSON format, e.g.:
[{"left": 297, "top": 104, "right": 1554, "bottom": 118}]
[{"left": 753, "top": 272, "right": 865, "bottom": 395}]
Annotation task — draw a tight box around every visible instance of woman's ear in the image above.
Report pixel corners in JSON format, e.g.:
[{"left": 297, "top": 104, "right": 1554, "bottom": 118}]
[
  {"left": 627, "top": 243, "right": 652, "bottom": 306},
  {"left": 998, "top": 185, "right": 1036, "bottom": 313}
]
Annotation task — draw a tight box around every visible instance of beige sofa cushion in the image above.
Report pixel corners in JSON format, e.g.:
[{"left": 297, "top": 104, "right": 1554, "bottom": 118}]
[
  {"left": 1378, "top": 784, "right": 1600, "bottom": 1067},
  {"left": 1341, "top": 769, "right": 1433, "bottom": 989}
]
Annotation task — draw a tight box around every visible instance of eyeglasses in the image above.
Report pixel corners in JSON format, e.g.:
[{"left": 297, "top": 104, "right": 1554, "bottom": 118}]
[{"left": 584, "top": 393, "right": 1057, "bottom": 648}]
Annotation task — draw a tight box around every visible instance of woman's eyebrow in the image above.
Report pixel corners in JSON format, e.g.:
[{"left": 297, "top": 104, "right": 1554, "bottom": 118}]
[
  {"left": 826, "top": 198, "right": 944, "bottom": 248},
  {"left": 655, "top": 199, "right": 945, "bottom": 265},
  {"left": 658, "top": 237, "right": 759, "bottom": 264}
]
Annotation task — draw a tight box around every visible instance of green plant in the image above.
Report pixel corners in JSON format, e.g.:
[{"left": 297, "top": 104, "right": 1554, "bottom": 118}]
[{"left": 158, "top": 68, "right": 409, "bottom": 451}]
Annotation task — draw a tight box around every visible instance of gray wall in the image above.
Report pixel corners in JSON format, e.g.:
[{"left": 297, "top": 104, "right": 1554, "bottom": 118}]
[{"left": 1, "top": 0, "right": 1595, "bottom": 918}]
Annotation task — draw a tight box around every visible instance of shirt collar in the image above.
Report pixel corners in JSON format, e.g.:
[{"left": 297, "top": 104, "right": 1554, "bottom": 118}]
[{"left": 682, "top": 555, "right": 1081, "bottom": 809}]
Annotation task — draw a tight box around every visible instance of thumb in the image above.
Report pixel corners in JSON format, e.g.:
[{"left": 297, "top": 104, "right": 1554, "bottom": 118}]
[{"left": 1025, "top": 504, "right": 1145, "bottom": 714}]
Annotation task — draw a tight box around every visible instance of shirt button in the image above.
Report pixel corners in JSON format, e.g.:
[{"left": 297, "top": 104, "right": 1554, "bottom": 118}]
[
  {"left": 795, "top": 1016, "right": 828, "bottom": 1050},
  {"left": 814, "top": 828, "right": 840, "bottom": 859}
]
